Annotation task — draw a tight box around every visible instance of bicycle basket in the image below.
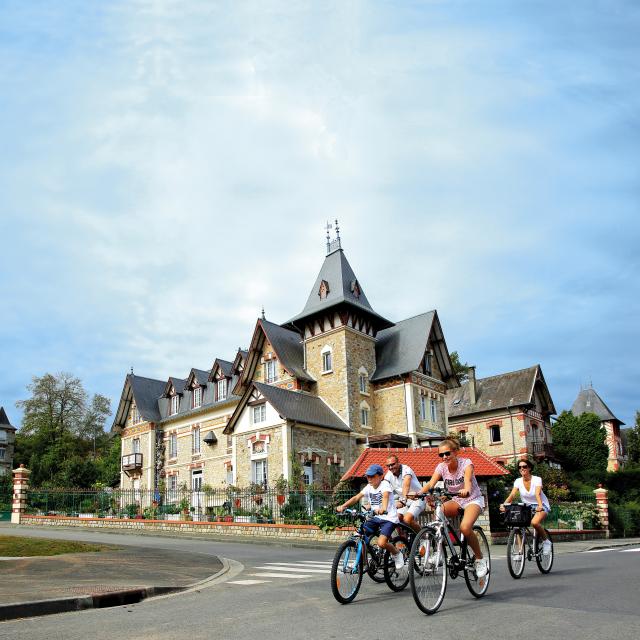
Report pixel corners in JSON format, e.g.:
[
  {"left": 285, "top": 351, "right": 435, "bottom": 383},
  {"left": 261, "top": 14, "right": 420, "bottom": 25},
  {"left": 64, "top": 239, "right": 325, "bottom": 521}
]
[{"left": 504, "top": 504, "right": 532, "bottom": 526}]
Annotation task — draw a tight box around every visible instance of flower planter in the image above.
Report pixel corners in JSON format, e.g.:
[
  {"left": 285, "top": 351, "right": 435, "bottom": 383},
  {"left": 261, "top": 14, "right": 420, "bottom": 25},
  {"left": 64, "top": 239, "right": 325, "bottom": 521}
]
[
  {"left": 277, "top": 495, "right": 286, "bottom": 505},
  {"left": 166, "top": 513, "right": 181, "bottom": 521},
  {"left": 234, "top": 515, "right": 255, "bottom": 523},
  {"left": 78, "top": 513, "right": 96, "bottom": 519}
]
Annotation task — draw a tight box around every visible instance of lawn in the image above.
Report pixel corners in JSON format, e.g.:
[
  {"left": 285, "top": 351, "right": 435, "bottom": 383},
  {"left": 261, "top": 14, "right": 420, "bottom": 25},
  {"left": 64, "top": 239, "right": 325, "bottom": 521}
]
[{"left": 0, "top": 535, "right": 110, "bottom": 557}]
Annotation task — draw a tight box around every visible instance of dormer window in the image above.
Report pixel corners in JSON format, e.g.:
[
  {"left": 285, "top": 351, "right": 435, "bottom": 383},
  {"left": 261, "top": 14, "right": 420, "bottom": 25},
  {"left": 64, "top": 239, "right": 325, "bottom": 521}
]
[
  {"left": 192, "top": 386, "right": 202, "bottom": 409},
  {"left": 318, "top": 279, "right": 330, "bottom": 300},
  {"left": 264, "top": 359, "right": 278, "bottom": 383},
  {"left": 217, "top": 378, "right": 227, "bottom": 401},
  {"left": 132, "top": 406, "right": 142, "bottom": 425},
  {"left": 423, "top": 351, "right": 433, "bottom": 376},
  {"left": 350, "top": 280, "right": 361, "bottom": 299},
  {"left": 170, "top": 394, "right": 179, "bottom": 416}
]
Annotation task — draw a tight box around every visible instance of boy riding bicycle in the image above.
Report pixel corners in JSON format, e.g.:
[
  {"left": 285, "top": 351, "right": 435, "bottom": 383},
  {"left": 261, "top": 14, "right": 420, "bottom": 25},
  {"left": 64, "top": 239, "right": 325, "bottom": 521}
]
[{"left": 337, "top": 463, "right": 405, "bottom": 569}]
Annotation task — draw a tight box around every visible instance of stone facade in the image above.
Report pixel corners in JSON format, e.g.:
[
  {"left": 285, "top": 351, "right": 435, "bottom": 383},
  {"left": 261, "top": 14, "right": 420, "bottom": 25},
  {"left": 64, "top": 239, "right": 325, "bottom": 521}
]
[{"left": 373, "top": 381, "right": 406, "bottom": 436}]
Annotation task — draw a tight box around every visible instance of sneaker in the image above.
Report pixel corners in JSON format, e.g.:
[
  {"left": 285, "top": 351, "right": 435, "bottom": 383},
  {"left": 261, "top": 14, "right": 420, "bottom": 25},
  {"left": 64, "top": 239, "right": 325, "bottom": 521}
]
[
  {"left": 393, "top": 551, "right": 405, "bottom": 570},
  {"left": 542, "top": 539, "right": 552, "bottom": 554},
  {"left": 475, "top": 558, "right": 488, "bottom": 578}
]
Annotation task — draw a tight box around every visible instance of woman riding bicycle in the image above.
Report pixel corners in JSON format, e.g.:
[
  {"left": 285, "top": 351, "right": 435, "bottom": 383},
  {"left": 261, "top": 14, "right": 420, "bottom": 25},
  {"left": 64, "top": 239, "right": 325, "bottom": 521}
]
[
  {"left": 500, "top": 458, "right": 552, "bottom": 554},
  {"left": 417, "top": 436, "right": 488, "bottom": 578}
]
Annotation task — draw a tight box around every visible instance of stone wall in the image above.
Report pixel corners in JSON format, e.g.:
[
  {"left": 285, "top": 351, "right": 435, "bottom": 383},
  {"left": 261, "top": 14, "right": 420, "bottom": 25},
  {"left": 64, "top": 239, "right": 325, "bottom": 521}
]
[
  {"left": 292, "top": 426, "right": 353, "bottom": 486},
  {"left": 343, "top": 329, "right": 377, "bottom": 431},
  {"left": 373, "top": 382, "right": 406, "bottom": 436}
]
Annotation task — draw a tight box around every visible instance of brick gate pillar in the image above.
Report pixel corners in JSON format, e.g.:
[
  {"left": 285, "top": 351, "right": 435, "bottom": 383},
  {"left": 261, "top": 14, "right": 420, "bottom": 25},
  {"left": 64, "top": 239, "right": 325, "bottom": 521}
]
[
  {"left": 11, "top": 464, "right": 31, "bottom": 524},
  {"left": 593, "top": 486, "right": 609, "bottom": 538}
]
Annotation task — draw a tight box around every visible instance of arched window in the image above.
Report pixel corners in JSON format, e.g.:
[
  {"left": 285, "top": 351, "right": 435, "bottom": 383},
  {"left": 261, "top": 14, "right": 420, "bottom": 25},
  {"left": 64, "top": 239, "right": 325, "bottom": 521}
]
[{"left": 358, "top": 367, "right": 369, "bottom": 394}]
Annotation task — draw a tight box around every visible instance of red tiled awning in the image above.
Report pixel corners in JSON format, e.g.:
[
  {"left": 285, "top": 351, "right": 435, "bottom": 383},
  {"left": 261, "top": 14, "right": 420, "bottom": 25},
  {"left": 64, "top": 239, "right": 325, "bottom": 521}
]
[{"left": 341, "top": 447, "right": 508, "bottom": 481}]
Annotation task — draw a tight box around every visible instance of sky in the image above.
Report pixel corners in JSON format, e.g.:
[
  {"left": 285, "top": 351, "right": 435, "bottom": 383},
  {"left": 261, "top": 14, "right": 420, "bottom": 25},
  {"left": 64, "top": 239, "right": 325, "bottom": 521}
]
[{"left": 1, "top": 0, "right": 639, "bottom": 431}]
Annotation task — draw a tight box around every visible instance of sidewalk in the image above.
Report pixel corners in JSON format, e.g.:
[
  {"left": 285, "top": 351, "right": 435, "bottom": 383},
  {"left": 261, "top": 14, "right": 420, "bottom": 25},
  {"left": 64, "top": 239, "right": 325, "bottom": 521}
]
[{"left": 0, "top": 541, "right": 224, "bottom": 621}]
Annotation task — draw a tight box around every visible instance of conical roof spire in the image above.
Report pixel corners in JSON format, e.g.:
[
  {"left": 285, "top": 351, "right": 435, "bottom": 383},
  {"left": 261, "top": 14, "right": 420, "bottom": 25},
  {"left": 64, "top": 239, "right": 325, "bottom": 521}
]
[{"left": 286, "top": 237, "right": 393, "bottom": 330}]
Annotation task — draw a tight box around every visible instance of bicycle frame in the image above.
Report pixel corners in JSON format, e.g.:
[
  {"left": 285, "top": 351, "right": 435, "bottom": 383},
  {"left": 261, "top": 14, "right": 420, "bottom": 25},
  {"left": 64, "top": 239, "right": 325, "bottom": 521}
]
[{"left": 429, "top": 498, "right": 472, "bottom": 576}]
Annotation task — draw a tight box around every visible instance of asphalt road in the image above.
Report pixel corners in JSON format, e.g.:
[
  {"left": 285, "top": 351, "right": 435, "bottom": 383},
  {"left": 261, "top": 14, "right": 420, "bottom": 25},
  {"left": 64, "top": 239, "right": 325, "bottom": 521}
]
[{"left": 0, "top": 527, "right": 638, "bottom": 640}]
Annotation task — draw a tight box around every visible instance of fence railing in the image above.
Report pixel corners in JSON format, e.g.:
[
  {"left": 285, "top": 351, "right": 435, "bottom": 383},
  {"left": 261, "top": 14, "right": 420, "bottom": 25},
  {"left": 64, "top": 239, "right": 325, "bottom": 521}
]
[
  {"left": 25, "top": 487, "right": 354, "bottom": 526},
  {"left": 0, "top": 491, "right": 11, "bottom": 522},
  {"left": 489, "top": 492, "right": 603, "bottom": 532}
]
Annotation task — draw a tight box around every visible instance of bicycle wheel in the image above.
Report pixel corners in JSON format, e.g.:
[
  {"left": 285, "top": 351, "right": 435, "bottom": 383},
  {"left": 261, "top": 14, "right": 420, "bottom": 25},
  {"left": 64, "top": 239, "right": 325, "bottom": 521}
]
[
  {"left": 367, "top": 540, "right": 386, "bottom": 583},
  {"left": 409, "top": 527, "right": 447, "bottom": 615},
  {"left": 506, "top": 528, "right": 526, "bottom": 579},
  {"left": 331, "top": 539, "right": 363, "bottom": 604},
  {"left": 535, "top": 529, "right": 554, "bottom": 574},
  {"left": 464, "top": 526, "right": 491, "bottom": 598},
  {"left": 383, "top": 535, "right": 410, "bottom": 592}
]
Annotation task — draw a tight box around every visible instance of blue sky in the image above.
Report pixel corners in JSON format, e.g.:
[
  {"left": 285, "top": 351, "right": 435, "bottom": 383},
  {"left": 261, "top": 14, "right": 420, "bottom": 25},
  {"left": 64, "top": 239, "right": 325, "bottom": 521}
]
[{"left": 1, "top": 1, "right": 638, "bottom": 430}]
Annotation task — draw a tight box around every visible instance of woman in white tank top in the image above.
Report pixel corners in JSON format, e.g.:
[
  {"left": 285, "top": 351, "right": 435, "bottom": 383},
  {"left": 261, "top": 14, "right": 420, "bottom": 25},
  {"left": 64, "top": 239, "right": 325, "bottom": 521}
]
[{"left": 500, "top": 459, "right": 552, "bottom": 551}]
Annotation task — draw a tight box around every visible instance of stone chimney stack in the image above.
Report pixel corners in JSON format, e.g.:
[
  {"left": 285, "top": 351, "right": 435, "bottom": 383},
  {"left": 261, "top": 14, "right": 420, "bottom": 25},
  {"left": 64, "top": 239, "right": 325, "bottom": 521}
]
[{"left": 468, "top": 366, "right": 477, "bottom": 405}]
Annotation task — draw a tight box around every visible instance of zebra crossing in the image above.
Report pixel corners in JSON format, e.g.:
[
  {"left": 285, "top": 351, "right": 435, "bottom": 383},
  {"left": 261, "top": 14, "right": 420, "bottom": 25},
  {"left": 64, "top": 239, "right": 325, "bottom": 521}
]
[
  {"left": 228, "top": 559, "right": 333, "bottom": 586},
  {"left": 584, "top": 546, "right": 640, "bottom": 553}
]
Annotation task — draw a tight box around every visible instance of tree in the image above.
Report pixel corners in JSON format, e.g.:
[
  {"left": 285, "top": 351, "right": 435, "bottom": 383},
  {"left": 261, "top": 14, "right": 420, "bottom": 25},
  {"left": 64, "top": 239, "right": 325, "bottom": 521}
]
[
  {"left": 449, "top": 351, "right": 471, "bottom": 383},
  {"left": 625, "top": 411, "right": 640, "bottom": 464},
  {"left": 551, "top": 410, "right": 608, "bottom": 477},
  {"left": 14, "top": 373, "right": 112, "bottom": 487}
]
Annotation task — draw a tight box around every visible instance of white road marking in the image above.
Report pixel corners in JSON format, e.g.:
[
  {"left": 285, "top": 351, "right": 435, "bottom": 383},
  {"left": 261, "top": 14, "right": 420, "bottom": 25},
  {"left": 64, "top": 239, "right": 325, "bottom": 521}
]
[
  {"left": 248, "top": 572, "right": 312, "bottom": 579},
  {"left": 585, "top": 548, "right": 617, "bottom": 553},
  {"left": 228, "top": 580, "right": 271, "bottom": 585},
  {"left": 619, "top": 548, "right": 640, "bottom": 553},
  {"left": 256, "top": 564, "right": 329, "bottom": 573}
]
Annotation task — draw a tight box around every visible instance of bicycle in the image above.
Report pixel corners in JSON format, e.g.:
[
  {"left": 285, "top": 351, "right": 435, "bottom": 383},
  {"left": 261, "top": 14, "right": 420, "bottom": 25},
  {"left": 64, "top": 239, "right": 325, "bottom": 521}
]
[
  {"left": 330, "top": 509, "right": 416, "bottom": 603},
  {"left": 408, "top": 488, "right": 491, "bottom": 615},
  {"left": 503, "top": 503, "right": 554, "bottom": 579}
]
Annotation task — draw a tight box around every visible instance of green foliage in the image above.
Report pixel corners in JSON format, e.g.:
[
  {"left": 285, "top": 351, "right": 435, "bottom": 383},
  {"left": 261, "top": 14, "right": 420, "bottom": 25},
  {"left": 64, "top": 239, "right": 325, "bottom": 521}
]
[
  {"left": 625, "top": 411, "right": 640, "bottom": 464},
  {"left": 449, "top": 351, "right": 470, "bottom": 383},
  {"left": 313, "top": 506, "right": 341, "bottom": 532},
  {"left": 551, "top": 411, "right": 608, "bottom": 477},
  {"left": 13, "top": 373, "right": 114, "bottom": 487},
  {"left": 125, "top": 503, "right": 139, "bottom": 518},
  {"left": 280, "top": 492, "right": 308, "bottom": 523}
]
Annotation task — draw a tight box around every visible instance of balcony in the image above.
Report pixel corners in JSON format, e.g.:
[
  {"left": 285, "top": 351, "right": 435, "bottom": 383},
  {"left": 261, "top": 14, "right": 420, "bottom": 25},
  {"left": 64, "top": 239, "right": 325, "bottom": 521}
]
[
  {"left": 122, "top": 453, "right": 143, "bottom": 475},
  {"left": 530, "top": 441, "right": 555, "bottom": 458}
]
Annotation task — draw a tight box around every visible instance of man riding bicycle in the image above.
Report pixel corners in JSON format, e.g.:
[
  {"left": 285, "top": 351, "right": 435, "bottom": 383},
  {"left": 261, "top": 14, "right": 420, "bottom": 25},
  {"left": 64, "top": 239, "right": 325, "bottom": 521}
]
[{"left": 384, "top": 455, "right": 425, "bottom": 534}]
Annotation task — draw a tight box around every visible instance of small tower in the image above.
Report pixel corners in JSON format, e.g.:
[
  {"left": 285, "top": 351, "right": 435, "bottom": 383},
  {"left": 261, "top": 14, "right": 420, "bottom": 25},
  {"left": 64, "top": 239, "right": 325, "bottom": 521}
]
[{"left": 285, "top": 224, "right": 393, "bottom": 430}]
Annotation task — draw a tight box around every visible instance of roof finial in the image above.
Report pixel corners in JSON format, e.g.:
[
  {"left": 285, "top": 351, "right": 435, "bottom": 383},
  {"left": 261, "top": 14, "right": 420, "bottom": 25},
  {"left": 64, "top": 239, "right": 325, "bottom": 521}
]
[
  {"left": 325, "top": 220, "right": 332, "bottom": 254},
  {"left": 130, "top": 366, "right": 134, "bottom": 375},
  {"left": 335, "top": 218, "right": 340, "bottom": 244},
  {"left": 261, "top": 306, "right": 266, "bottom": 320}
]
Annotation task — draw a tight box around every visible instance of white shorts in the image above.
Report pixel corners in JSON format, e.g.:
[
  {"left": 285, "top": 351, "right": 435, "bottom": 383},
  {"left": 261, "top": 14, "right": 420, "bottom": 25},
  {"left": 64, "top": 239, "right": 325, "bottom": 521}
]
[
  {"left": 398, "top": 498, "right": 426, "bottom": 519},
  {"left": 453, "top": 497, "right": 485, "bottom": 513}
]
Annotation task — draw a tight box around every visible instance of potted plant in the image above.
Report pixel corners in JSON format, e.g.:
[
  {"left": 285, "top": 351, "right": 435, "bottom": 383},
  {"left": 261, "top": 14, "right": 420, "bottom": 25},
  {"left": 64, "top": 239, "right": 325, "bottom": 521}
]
[
  {"left": 179, "top": 496, "right": 190, "bottom": 520},
  {"left": 275, "top": 475, "right": 288, "bottom": 505},
  {"left": 164, "top": 504, "right": 181, "bottom": 521},
  {"left": 249, "top": 482, "right": 265, "bottom": 505}
]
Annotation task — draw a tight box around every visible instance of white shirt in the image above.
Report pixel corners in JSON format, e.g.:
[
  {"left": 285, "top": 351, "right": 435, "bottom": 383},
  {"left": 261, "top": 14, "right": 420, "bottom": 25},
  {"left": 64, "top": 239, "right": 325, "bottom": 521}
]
[
  {"left": 385, "top": 464, "right": 423, "bottom": 498},
  {"left": 514, "top": 475, "right": 550, "bottom": 511},
  {"left": 361, "top": 480, "right": 398, "bottom": 523}
]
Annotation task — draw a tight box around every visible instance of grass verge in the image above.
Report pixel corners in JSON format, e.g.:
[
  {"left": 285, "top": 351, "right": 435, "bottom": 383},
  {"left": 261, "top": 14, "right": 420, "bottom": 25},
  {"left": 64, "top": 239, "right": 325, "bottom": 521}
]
[{"left": 0, "top": 535, "right": 110, "bottom": 557}]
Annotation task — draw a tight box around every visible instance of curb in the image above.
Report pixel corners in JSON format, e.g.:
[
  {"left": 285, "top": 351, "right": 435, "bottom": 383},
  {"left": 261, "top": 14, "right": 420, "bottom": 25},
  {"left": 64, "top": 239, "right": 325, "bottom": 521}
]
[{"left": 0, "top": 562, "right": 231, "bottom": 622}]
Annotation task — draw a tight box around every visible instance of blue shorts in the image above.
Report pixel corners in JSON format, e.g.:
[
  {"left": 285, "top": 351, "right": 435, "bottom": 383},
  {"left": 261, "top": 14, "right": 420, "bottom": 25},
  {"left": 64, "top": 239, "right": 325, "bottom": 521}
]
[{"left": 364, "top": 517, "right": 396, "bottom": 539}]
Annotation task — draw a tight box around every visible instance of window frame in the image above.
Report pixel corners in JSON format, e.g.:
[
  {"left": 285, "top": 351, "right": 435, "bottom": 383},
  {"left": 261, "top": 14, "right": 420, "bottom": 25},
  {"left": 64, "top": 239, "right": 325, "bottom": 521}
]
[
  {"left": 264, "top": 360, "right": 278, "bottom": 383},
  {"left": 430, "top": 398, "right": 438, "bottom": 423},
  {"left": 132, "top": 438, "right": 141, "bottom": 454},
  {"left": 252, "top": 404, "right": 266, "bottom": 424},
  {"left": 192, "top": 426, "right": 201, "bottom": 455},
  {"left": 490, "top": 424, "right": 501, "bottom": 443},
  {"left": 321, "top": 346, "right": 333, "bottom": 373},
  {"left": 192, "top": 386, "right": 202, "bottom": 409},
  {"left": 170, "top": 394, "right": 179, "bottom": 416},
  {"left": 169, "top": 432, "right": 178, "bottom": 459},
  {"left": 419, "top": 395, "right": 427, "bottom": 421},
  {"left": 217, "top": 378, "right": 227, "bottom": 401}
]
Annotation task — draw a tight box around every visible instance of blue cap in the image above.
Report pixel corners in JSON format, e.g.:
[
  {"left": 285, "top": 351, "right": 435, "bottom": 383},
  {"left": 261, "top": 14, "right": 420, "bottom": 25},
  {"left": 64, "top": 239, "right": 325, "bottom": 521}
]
[{"left": 365, "top": 464, "right": 384, "bottom": 477}]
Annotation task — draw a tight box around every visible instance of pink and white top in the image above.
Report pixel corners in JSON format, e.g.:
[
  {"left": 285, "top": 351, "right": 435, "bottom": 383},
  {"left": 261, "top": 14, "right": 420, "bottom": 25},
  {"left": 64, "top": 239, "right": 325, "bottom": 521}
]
[{"left": 435, "top": 457, "right": 484, "bottom": 509}]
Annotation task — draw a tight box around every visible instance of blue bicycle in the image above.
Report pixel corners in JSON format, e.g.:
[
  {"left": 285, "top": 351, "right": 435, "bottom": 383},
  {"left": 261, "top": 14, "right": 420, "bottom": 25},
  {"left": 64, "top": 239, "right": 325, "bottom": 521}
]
[{"left": 330, "top": 509, "right": 415, "bottom": 604}]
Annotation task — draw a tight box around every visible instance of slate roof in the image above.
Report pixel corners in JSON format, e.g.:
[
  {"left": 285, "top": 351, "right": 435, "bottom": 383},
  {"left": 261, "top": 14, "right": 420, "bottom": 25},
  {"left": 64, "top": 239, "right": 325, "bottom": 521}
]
[
  {"left": 0, "top": 407, "right": 16, "bottom": 430},
  {"left": 169, "top": 377, "right": 186, "bottom": 395},
  {"left": 572, "top": 387, "right": 623, "bottom": 426},
  {"left": 342, "top": 447, "right": 507, "bottom": 480},
  {"left": 128, "top": 375, "right": 166, "bottom": 423},
  {"left": 214, "top": 359, "right": 234, "bottom": 378},
  {"left": 447, "top": 366, "right": 542, "bottom": 417},
  {"left": 286, "top": 248, "right": 393, "bottom": 329},
  {"left": 260, "top": 319, "right": 315, "bottom": 383},
  {"left": 192, "top": 369, "right": 210, "bottom": 386},
  {"left": 372, "top": 312, "right": 435, "bottom": 381},
  {"left": 251, "top": 382, "right": 350, "bottom": 432}
]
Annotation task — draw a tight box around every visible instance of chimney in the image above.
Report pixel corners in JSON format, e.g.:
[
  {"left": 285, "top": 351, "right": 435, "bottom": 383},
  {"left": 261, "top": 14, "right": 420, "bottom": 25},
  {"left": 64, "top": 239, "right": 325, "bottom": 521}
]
[{"left": 468, "top": 366, "right": 477, "bottom": 405}]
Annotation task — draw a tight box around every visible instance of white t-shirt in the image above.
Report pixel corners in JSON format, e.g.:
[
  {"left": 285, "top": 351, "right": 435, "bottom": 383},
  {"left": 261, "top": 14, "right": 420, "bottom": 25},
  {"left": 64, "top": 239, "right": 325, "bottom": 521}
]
[
  {"left": 361, "top": 479, "right": 399, "bottom": 523},
  {"left": 514, "top": 475, "right": 550, "bottom": 512},
  {"left": 385, "top": 464, "right": 423, "bottom": 498}
]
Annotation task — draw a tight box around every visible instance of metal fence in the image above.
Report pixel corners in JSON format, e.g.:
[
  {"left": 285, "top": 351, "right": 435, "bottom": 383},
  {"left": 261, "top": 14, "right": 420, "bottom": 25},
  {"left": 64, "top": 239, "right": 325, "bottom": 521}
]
[
  {"left": 25, "top": 487, "right": 354, "bottom": 526},
  {"left": 0, "top": 491, "right": 11, "bottom": 522},
  {"left": 24, "top": 488, "right": 604, "bottom": 530}
]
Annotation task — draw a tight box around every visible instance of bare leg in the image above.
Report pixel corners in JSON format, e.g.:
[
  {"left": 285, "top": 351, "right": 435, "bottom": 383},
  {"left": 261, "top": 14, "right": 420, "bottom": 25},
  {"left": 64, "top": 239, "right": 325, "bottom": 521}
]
[{"left": 444, "top": 501, "right": 482, "bottom": 559}]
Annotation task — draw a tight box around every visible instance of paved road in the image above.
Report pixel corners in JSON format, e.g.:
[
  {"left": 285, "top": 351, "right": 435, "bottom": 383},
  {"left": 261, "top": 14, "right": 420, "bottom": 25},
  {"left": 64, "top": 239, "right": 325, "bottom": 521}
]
[{"left": 0, "top": 527, "right": 638, "bottom": 640}]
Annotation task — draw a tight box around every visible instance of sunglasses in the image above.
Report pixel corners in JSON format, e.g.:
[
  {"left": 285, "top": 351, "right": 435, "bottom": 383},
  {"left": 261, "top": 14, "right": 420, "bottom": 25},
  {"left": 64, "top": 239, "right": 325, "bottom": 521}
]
[
  {"left": 386, "top": 463, "right": 398, "bottom": 468},
  {"left": 438, "top": 451, "right": 452, "bottom": 458},
  {"left": 518, "top": 465, "right": 529, "bottom": 470}
]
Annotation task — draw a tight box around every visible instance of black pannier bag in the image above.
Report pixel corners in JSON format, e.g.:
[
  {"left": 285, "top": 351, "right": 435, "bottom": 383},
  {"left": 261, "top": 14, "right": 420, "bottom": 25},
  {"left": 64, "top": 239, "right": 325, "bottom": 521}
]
[{"left": 504, "top": 504, "right": 532, "bottom": 526}]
